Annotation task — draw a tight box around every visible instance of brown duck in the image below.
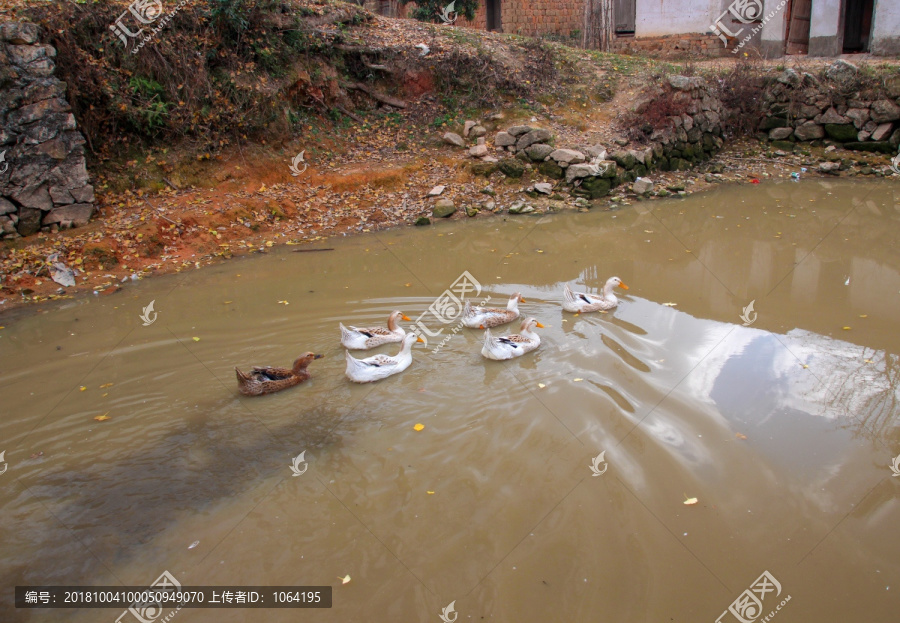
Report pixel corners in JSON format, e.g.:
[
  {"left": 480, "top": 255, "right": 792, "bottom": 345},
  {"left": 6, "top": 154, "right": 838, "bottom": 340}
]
[{"left": 235, "top": 352, "right": 323, "bottom": 396}]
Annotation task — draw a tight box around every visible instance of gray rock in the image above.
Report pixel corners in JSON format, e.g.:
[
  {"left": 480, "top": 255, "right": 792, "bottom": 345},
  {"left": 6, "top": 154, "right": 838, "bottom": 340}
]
[
  {"left": 498, "top": 159, "right": 526, "bottom": 178},
  {"left": 824, "top": 124, "right": 857, "bottom": 142},
  {"left": 819, "top": 161, "right": 841, "bottom": 174},
  {"left": 0, "top": 198, "right": 16, "bottom": 214},
  {"left": 613, "top": 137, "right": 629, "bottom": 146},
  {"left": 494, "top": 131, "right": 516, "bottom": 147},
  {"left": 508, "top": 203, "right": 535, "bottom": 214},
  {"left": 0, "top": 216, "right": 15, "bottom": 234},
  {"left": 845, "top": 108, "right": 870, "bottom": 129},
  {"left": 427, "top": 185, "right": 445, "bottom": 197},
  {"left": 443, "top": 132, "right": 465, "bottom": 147},
  {"left": 769, "top": 127, "right": 794, "bottom": 140},
  {"left": 857, "top": 131, "right": 872, "bottom": 142},
  {"left": 863, "top": 120, "right": 877, "bottom": 133},
  {"left": 42, "top": 203, "right": 93, "bottom": 226},
  {"left": 463, "top": 120, "right": 476, "bottom": 137},
  {"left": 776, "top": 68, "right": 801, "bottom": 87},
  {"left": 682, "top": 114, "right": 694, "bottom": 131},
  {"left": 12, "top": 183, "right": 53, "bottom": 211},
  {"left": 533, "top": 182, "right": 553, "bottom": 195},
  {"left": 432, "top": 199, "right": 456, "bottom": 218},
  {"left": 549, "top": 148, "right": 585, "bottom": 165},
  {"left": 596, "top": 160, "right": 617, "bottom": 178},
  {"left": 565, "top": 163, "right": 600, "bottom": 183},
  {"left": 507, "top": 125, "right": 533, "bottom": 137},
  {"left": 469, "top": 144, "right": 489, "bottom": 157},
  {"left": 584, "top": 145, "right": 608, "bottom": 160},
  {"left": 525, "top": 144, "right": 553, "bottom": 161},
  {"left": 820, "top": 108, "right": 849, "bottom": 125},
  {"left": 515, "top": 128, "right": 552, "bottom": 151},
  {"left": 632, "top": 177, "right": 654, "bottom": 195},
  {"left": 870, "top": 100, "right": 900, "bottom": 123},
  {"left": 470, "top": 125, "right": 487, "bottom": 138},
  {"left": 414, "top": 216, "right": 431, "bottom": 226},
  {"left": 7, "top": 43, "right": 55, "bottom": 67},
  {"left": 16, "top": 206, "right": 41, "bottom": 235},
  {"left": 668, "top": 75, "right": 702, "bottom": 91},
  {"left": 870, "top": 122, "right": 894, "bottom": 142},
  {"left": 49, "top": 185, "right": 74, "bottom": 205},
  {"left": 0, "top": 22, "right": 39, "bottom": 44},
  {"left": 71, "top": 185, "right": 95, "bottom": 203},
  {"left": 825, "top": 60, "right": 858, "bottom": 83}
]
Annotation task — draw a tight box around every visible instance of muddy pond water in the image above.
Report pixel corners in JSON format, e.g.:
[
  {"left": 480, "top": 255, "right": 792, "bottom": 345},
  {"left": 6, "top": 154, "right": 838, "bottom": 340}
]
[{"left": 1, "top": 178, "right": 899, "bottom": 622}]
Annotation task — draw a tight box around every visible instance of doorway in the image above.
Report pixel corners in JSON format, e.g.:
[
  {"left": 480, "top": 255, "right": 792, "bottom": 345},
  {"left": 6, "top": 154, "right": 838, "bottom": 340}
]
[
  {"left": 615, "top": 0, "right": 635, "bottom": 34},
  {"left": 785, "top": 0, "right": 812, "bottom": 54},
  {"left": 486, "top": 0, "right": 502, "bottom": 32},
  {"left": 842, "top": 0, "right": 874, "bottom": 52}
]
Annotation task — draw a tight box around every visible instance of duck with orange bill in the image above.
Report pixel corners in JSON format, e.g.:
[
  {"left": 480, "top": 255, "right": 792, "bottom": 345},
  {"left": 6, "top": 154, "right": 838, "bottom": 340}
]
[
  {"left": 481, "top": 317, "right": 544, "bottom": 360},
  {"left": 340, "top": 310, "right": 411, "bottom": 349},
  {"left": 562, "top": 277, "right": 629, "bottom": 313},
  {"left": 344, "top": 332, "right": 425, "bottom": 383},
  {"left": 462, "top": 292, "right": 525, "bottom": 328}
]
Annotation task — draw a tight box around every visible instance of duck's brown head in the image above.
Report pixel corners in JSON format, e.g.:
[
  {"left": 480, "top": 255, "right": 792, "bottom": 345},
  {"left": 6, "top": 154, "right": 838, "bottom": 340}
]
[{"left": 293, "top": 352, "right": 324, "bottom": 371}]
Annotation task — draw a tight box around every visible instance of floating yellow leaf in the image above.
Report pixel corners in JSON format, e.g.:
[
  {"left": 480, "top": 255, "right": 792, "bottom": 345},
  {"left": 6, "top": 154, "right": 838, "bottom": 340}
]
[
  {"left": 192, "top": 337, "right": 200, "bottom": 342},
  {"left": 683, "top": 497, "right": 698, "bottom": 506},
  {"left": 99, "top": 383, "right": 114, "bottom": 389},
  {"left": 859, "top": 314, "right": 868, "bottom": 318},
  {"left": 223, "top": 301, "right": 233, "bottom": 304},
  {"left": 278, "top": 300, "right": 289, "bottom": 305},
  {"left": 94, "top": 413, "right": 110, "bottom": 422},
  {"left": 735, "top": 433, "right": 747, "bottom": 440},
  {"left": 573, "top": 378, "right": 583, "bottom": 382},
  {"left": 842, "top": 326, "right": 851, "bottom": 331},
  {"left": 404, "top": 283, "right": 411, "bottom": 287},
  {"left": 79, "top": 386, "right": 86, "bottom": 392},
  {"left": 663, "top": 302, "right": 678, "bottom": 307},
  {"left": 413, "top": 423, "right": 425, "bottom": 431},
  {"left": 538, "top": 383, "right": 546, "bottom": 389},
  {"left": 339, "top": 575, "right": 351, "bottom": 585},
  {"left": 427, "top": 491, "right": 435, "bottom": 495},
  {"left": 265, "top": 241, "right": 273, "bottom": 247}
]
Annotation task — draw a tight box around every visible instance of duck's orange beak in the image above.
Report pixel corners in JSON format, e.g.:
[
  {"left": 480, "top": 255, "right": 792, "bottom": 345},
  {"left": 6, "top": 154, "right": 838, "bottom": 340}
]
[
  {"left": 618, "top": 282, "right": 629, "bottom": 290},
  {"left": 416, "top": 336, "right": 425, "bottom": 343},
  {"left": 401, "top": 314, "right": 411, "bottom": 321},
  {"left": 519, "top": 296, "right": 527, "bottom": 303},
  {"left": 535, "top": 322, "right": 545, "bottom": 328}
]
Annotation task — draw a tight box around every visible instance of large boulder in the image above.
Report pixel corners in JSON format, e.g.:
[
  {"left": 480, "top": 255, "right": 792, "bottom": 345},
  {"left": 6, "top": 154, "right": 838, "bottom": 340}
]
[
  {"left": 498, "top": 158, "right": 526, "bottom": 178},
  {"left": 548, "top": 149, "right": 586, "bottom": 165},
  {"left": 870, "top": 99, "right": 900, "bottom": 123},
  {"left": 794, "top": 121, "right": 825, "bottom": 141},
  {"left": 432, "top": 199, "right": 456, "bottom": 218},
  {"left": 42, "top": 203, "right": 93, "bottom": 226},
  {"left": 538, "top": 161, "right": 565, "bottom": 179},
  {"left": 442, "top": 132, "right": 465, "bottom": 147},
  {"left": 824, "top": 124, "right": 858, "bottom": 142},
  {"left": 565, "top": 163, "right": 600, "bottom": 183},
  {"left": 769, "top": 127, "right": 793, "bottom": 140},
  {"left": 825, "top": 59, "right": 858, "bottom": 83},
  {"left": 525, "top": 144, "right": 553, "bottom": 162},
  {"left": 515, "top": 128, "right": 552, "bottom": 151},
  {"left": 494, "top": 131, "right": 516, "bottom": 147}
]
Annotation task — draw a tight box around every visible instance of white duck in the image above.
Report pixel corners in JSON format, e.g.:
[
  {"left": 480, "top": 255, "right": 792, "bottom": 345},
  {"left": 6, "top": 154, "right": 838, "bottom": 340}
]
[
  {"left": 481, "top": 317, "right": 544, "bottom": 360},
  {"left": 462, "top": 292, "right": 525, "bottom": 329},
  {"left": 345, "top": 332, "right": 424, "bottom": 383},
  {"left": 340, "top": 310, "right": 410, "bottom": 350},
  {"left": 562, "top": 277, "right": 629, "bottom": 313}
]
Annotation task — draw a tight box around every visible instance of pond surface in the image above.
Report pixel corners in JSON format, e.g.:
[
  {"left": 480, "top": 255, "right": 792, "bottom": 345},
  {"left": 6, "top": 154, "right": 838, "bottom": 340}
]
[{"left": 1, "top": 178, "right": 899, "bottom": 622}]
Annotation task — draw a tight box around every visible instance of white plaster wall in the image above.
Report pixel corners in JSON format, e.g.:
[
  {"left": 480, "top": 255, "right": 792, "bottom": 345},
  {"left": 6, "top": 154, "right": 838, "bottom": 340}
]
[
  {"left": 634, "top": 0, "right": 719, "bottom": 37},
  {"left": 809, "top": 0, "right": 841, "bottom": 38},
  {"left": 761, "top": 0, "right": 790, "bottom": 44},
  {"left": 871, "top": 0, "right": 900, "bottom": 48}
]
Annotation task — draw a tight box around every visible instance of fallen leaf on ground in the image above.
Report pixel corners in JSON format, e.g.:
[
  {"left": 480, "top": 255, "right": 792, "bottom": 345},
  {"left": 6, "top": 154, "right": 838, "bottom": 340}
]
[{"left": 413, "top": 423, "right": 425, "bottom": 431}]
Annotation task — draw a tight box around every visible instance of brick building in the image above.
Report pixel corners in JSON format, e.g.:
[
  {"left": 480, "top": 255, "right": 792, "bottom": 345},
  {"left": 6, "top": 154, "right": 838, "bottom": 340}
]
[{"left": 364, "top": 0, "right": 900, "bottom": 57}]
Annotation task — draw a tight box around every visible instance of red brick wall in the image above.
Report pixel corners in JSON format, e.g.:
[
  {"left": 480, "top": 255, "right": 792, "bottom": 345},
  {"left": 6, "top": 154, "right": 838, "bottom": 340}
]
[{"left": 456, "top": 0, "right": 586, "bottom": 39}]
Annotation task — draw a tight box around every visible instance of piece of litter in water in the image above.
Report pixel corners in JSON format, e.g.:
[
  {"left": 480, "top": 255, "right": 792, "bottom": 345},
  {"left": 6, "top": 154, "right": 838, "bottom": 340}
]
[
  {"left": 339, "top": 575, "right": 351, "bottom": 585},
  {"left": 735, "top": 433, "right": 748, "bottom": 440},
  {"left": 188, "top": 540, "right": 200, "bottom": 549},
  {"left": 538, "top": 383, "right": 546, "bottom": 389},
  {"left": 663, "top": 302, "right": 677, "bottom": 307},
  {"left": 683, "top": 496, "right": 698, "bottom": 506},
  {"left": 413, "top": 423, "right": 425, "bottom": 431},
  {"left": 573, "top": 378, "right": 583, "bottom": 382},
  {"left": 192, "top": 337, "right": 200, "bottom": 341}
]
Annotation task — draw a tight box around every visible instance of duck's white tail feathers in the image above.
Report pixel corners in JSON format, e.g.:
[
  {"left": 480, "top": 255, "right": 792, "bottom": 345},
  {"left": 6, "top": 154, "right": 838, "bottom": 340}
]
[
  {"left": 563, "top": 283, "right": 578, "bottom": 304},
  {"left": 462, "top": 300, "right": 474, "bottom": 318},
  {"left": 339, "top": 322, "right": 356, "bottom": 343},
  {"left": 482, "top": 327, "right": 494, "bottom": 347}
]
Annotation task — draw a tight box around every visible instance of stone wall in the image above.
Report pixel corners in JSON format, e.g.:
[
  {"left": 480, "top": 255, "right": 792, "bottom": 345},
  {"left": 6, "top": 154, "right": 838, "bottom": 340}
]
[
  {"left": 611, "top": 33, "right": 730, "bottom": 58},
  {"left": 758, "top": 61, "right": 900, "bottom": 155},
  {"left": 0, "top": 22, "right": 95, "bottom": 239}
]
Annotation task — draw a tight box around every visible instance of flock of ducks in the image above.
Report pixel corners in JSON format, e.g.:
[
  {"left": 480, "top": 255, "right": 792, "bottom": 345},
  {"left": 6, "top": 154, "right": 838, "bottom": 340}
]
[{"left": 235, "top": 276, "right": 629, "bottom": 395}]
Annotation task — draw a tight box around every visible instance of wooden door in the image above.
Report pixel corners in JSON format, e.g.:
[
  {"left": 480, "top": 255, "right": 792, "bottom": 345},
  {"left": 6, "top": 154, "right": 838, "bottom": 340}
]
[
  {"left": 785, "top": 0, "right": 812, "bottom": 54},
  {"left": 614, "top": 0, "right": 635, "bottom": 33}
]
